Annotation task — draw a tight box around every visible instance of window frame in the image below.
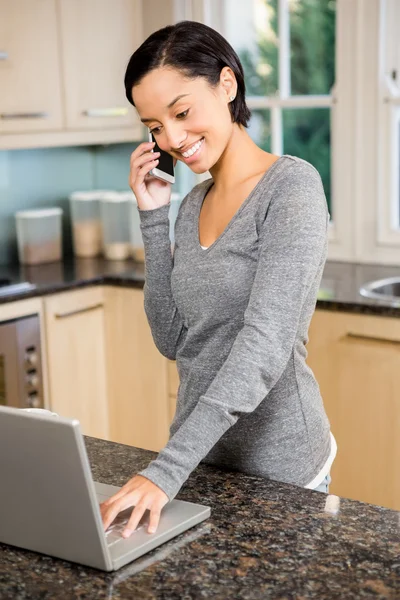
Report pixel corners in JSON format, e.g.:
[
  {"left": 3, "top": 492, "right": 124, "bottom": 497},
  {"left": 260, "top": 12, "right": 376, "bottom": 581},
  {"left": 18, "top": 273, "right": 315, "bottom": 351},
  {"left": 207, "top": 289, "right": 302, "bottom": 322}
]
[{"left": 377, "top": 0, "right": 400, "bottom": 247}]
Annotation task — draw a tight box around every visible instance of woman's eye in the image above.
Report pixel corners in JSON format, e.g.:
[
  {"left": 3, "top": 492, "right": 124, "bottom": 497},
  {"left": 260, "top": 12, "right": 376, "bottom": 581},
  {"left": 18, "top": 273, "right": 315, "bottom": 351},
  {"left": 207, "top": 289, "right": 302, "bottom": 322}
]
[
  {"left": 149, "top": 127, "right": 161, "bottom": 135},
  {"left": 177, "top": 110, "right": 189, "bottom": 119}
]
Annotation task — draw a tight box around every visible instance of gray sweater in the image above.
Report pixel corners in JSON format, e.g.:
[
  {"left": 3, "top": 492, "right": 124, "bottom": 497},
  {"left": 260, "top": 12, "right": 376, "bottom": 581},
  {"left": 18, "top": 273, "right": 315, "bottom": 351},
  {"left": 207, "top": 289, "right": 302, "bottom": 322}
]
[{"left": 138, "top": 155, "right": 331, "bottom": 500}]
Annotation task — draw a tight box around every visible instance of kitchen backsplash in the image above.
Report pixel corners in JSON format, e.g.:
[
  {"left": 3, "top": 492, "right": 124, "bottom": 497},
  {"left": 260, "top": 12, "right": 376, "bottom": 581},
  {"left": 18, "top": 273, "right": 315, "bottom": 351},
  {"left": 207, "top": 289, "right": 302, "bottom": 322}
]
[
  {"left": 0, "top": 143, "right": 141, "bottom": 265},
  {"left": 0, "top": 143, "right": 196, "bottom": 266}
]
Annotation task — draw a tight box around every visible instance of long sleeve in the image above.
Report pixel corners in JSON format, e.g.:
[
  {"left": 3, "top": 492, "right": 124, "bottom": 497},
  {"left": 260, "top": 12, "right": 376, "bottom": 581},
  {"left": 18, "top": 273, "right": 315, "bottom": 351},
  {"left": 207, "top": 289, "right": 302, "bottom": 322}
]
[
  {"left": 139, "top": 164, "right": 329, "bottom": 500},
  {"left": 138, "top": 203, "right": 187, "bottom": 360}
]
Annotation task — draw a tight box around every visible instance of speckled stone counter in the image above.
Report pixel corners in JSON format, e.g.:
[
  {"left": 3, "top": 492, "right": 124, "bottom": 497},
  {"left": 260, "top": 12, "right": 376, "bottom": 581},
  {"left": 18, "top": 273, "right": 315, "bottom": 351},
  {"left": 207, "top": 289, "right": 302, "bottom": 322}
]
[
  {"left": 0, "top": 437, "right": 399, "bottom": 599},
  {"left": 1, "top": 257, "right": 400, "bottom": 317}
]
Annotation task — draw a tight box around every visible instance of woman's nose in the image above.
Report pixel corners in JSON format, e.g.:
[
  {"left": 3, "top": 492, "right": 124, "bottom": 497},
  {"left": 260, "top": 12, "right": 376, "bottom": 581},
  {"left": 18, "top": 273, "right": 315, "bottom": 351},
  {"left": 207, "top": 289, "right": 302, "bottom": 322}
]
[{"left": 163, "top": 126, "right": 187, "bottom": 152}]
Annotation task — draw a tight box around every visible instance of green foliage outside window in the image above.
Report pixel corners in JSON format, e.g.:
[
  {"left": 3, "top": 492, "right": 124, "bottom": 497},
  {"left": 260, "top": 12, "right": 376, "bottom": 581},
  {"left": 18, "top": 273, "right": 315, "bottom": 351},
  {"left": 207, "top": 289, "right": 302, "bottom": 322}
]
[{"left": 239, "top": 0, "right": 336, "bottom": 213}]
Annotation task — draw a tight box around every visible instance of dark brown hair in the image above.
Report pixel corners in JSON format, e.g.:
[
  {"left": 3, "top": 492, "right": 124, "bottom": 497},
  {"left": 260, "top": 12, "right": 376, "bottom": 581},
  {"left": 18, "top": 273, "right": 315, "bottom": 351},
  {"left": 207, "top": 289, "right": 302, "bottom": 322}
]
[{"left": 124, "top": 20, "right": 251, "bottom": 127}]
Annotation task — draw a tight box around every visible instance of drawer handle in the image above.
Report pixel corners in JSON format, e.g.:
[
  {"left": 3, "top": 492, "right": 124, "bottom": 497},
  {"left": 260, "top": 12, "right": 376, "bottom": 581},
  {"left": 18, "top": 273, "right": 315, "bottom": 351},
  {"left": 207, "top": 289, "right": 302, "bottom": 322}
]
[
  {"left": 0, "top": 51, "right": 8, "bottom": 60},
  {"left": 0, "top": 112, "right": 50, "bottom": 120},
  {"left": 55, "top": 303, "right": 103, "bottom": 319},
  {"left": 82, "top": 108, "right": 128, "bottom": 118},
  {"left": 345, "top": 332, "right": 400, "bottom": 346}
]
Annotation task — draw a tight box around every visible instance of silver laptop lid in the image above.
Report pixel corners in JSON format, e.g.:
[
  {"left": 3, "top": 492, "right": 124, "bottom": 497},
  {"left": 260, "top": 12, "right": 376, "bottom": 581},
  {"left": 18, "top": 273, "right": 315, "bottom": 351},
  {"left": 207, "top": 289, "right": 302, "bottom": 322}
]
[{"left": 0, "top": 406, "right": 112, "bottom": 571}]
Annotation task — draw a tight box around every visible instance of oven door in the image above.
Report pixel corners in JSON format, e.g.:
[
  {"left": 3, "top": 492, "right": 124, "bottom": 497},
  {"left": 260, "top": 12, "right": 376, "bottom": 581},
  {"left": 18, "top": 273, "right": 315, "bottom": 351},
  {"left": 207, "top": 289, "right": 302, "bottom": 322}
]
[{"left": 0, "top": 321, "right": 21, "bottom": 408}]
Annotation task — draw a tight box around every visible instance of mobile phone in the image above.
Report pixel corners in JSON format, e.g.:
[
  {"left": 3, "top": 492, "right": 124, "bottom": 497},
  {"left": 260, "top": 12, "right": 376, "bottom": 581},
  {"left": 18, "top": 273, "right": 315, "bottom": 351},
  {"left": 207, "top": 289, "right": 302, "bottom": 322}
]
[{"left": 148, "top": 131, "right": 175, "bottom": 184}]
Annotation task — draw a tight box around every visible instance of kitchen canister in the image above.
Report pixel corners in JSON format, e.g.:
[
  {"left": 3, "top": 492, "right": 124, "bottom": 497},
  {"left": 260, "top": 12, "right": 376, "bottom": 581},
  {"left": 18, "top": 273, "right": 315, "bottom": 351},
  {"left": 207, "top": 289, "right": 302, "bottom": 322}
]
[
  {"left": 100, "top": 192, "right": 131, "bottom": 260},
  {"left": 126, "top": 191, "right": 144, "bottom": 262},
  {"left": 69, "top": 190, "right": 111, "bottom": 257},
  {"left": 15, "top": 208, "right": 63, "bottom": 265}
]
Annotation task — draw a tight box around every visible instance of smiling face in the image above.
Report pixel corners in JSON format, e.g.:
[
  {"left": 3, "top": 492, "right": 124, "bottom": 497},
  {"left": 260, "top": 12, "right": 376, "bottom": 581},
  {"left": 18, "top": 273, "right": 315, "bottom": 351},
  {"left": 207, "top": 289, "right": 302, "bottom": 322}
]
[{"left": 132, "top": 66, "right": 238, "bottom": 174}]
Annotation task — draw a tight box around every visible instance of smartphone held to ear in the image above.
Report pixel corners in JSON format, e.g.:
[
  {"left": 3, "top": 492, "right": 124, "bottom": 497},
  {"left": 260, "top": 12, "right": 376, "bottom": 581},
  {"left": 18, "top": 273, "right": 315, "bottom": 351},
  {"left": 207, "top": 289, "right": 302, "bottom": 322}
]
[{"left": 148, "top": 131, "right": 175, "bottom": 184}]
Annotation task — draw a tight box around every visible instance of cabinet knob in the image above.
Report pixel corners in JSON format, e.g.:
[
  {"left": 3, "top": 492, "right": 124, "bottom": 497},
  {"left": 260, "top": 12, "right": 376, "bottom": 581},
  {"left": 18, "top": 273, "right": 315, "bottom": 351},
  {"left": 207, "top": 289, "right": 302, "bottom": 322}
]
[
  {"left": 27, "top": 393, "right": 41, "bottom": 409},
  {"left": 25, "top": 351, "right": 38, "bottom": 366},
  {"left": 0, "top": 51, "right": 8, "bottom": 60},
  {"left": 27, "top": 373, "right": 39, "bottom": 387}
]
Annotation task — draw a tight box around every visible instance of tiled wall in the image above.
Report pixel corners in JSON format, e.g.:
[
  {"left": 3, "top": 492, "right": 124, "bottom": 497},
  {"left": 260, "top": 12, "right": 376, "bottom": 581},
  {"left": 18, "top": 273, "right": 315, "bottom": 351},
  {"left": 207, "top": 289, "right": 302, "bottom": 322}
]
[{"left": 0, "top": 143, "right": 139, "bottom": 265}]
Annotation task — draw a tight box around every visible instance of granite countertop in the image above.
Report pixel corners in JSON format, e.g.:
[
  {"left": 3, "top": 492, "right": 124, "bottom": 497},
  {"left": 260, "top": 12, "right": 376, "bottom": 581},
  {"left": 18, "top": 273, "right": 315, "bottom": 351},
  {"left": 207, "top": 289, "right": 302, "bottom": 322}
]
[
  {"left": 0, "top": 437, "right": 399, "bottom": 599},
  {"left": 1, "top": 257, "right": 400, "bottom": 317}
]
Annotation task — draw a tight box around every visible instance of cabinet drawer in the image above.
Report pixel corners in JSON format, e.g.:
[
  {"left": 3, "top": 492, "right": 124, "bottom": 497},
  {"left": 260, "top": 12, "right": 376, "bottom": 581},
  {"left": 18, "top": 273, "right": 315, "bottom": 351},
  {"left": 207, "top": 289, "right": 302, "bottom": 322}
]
[
  {"left": 311, "top": 309, "right": 400, "bottom": 347},
  {"left": 44, "top": 287, "right": 104, "bottom": 319},
  {"left": 167, "top": 360, "right": 179, "bottom": 396}
]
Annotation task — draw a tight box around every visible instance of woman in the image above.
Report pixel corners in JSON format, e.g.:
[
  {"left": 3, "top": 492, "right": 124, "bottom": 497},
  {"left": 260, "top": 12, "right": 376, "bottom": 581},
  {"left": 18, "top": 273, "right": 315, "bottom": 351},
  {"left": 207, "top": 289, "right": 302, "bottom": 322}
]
[{"left": 101, "top": 21, "right": 337, "bottom": 538}]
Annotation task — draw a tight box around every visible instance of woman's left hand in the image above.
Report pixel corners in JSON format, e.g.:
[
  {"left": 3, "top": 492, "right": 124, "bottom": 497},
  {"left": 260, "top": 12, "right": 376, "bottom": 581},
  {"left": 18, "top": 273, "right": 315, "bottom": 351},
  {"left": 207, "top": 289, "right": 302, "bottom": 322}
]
[{"left": 100, "top": 475, "right": 169, "bottom": 537}]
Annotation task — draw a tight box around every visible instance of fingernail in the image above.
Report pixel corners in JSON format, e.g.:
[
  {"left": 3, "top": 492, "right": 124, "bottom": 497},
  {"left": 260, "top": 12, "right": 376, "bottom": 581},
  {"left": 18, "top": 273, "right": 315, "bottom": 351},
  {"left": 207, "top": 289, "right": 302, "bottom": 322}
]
[
  {"left": 123, "top": 529, "right": 131, "bottom": 538},
  {"left": 148, "top": 527, "right": 155, "bottom": 533}
]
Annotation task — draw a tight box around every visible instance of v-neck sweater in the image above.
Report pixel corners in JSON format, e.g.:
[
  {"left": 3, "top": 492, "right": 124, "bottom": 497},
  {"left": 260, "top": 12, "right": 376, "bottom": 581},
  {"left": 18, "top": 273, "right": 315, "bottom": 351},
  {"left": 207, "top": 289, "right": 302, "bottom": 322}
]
[{"left": 137, "top": 155, "right": 332, "bottom": 500}]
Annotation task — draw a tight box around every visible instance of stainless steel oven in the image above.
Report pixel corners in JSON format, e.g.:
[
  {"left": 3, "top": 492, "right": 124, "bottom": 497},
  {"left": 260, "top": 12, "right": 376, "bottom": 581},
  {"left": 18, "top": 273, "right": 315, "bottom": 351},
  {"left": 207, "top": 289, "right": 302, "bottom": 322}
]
[{"left": 0, "top": 314, "right": 44, "bottom": 409}]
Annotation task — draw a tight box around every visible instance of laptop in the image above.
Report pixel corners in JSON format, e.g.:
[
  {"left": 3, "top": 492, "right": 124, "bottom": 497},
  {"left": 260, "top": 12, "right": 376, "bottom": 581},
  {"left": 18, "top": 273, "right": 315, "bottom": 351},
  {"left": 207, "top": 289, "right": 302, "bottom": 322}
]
[{"left": 0, "top": 406, "right": 210, "bottom": 571}]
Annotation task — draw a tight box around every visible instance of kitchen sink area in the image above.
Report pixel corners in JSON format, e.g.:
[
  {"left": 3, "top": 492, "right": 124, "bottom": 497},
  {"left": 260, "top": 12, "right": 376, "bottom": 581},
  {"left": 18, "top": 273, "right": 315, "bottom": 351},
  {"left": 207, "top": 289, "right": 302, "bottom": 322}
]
[
  {"left": 0, "top": 279, "right": 36, "bottom": 298},
  {"left": 359, "top": 277, "right": 400, "bottom": 306}
]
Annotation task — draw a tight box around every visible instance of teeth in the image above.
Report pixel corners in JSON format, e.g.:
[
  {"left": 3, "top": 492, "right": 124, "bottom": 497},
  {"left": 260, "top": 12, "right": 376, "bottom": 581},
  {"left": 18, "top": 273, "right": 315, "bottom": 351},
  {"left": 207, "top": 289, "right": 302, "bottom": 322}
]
[{"left": 182, "top": 138, "right": 204, "bottom": 158}]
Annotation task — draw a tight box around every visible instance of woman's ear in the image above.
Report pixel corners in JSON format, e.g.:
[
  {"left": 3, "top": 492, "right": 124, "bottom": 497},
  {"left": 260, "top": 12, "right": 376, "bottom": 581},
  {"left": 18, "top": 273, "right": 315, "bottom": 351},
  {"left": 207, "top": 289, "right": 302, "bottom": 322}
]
[{"left": 219, "top": 66, "right": 237, "bottom": 102}]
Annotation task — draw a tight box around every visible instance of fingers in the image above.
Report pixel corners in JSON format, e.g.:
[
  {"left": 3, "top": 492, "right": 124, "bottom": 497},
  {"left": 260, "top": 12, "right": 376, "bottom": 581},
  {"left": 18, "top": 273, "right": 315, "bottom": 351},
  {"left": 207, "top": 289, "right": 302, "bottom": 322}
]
[
  {"left": 148, "top": 506, "right": 162, "bottom": 534},
  {"left": 123, "top": 501, "right": 148, "bottom": 538},
  {"left": 129, "top": 146, "right": 161, "bottom": 191},
  {"left": 101, "top": 496, "right": 130, "bottom": 531},
  {"left": 100, "top": 476, "right": 169, "bottom": 538}
]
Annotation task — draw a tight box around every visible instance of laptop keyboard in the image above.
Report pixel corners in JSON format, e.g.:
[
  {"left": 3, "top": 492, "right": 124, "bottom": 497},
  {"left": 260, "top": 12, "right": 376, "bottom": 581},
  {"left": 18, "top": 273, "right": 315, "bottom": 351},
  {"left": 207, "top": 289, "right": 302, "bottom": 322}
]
[{"left": 104, "top": 508, "right": 150, "bottom": 546}]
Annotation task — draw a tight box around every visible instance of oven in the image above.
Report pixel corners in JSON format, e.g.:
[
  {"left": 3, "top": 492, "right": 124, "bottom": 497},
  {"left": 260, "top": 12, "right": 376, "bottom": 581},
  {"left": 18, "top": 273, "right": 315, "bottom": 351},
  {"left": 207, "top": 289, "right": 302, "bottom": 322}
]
[{"left": 0, "top": 315, "right": 44, "bottom": 409}]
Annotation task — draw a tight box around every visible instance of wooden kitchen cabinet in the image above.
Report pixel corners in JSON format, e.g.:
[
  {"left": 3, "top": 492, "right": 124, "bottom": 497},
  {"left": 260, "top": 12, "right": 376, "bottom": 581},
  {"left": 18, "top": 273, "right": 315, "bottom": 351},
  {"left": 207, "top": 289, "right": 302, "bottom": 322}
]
[
  {"left": 58, "top": 0, "right": 142, "bottom": 132},
  {"left": 0, "top": 0, "right": 143, "bottom": 149},
  {"left": 307, "top": 309, "right": 400, "bottom": 510},
  {"left": 0, "top": 0, "right": 63, "bottom": 134},
  {"left": 43, "top": 286, "right": 109, "bottom": 440},
  {"left": 167, "top": 359, "right": 179, "bottom": 422},
  {"left": 103, "top": 286, "right": 170, "bottom": 452}
]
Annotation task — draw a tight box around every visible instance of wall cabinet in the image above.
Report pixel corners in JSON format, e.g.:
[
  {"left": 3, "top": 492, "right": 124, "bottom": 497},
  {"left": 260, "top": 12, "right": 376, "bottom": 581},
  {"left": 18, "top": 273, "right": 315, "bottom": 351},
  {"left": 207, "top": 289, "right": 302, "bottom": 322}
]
[
  {"left": 43, "top": 287, "right": 109, "bottom": 440},
  {"left": 307, "top": 309, "right": 400, "bottom": 511},
  {"left": 0, "top": 0, "right": 63, "bottom": 134},
  {"left": 0, "top": 0, "right": 143, "bottom": 149},
  {"left": 58, "top": 0, "right": 141, "bottom": 132}
]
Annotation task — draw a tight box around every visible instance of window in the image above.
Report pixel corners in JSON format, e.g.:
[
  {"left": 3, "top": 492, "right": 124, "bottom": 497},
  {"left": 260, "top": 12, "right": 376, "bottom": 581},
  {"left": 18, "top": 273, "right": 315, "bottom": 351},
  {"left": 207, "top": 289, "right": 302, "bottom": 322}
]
[
  {"left": 174, "top": 0, "right": 336, "bottom": 213},
  {"left": 378, "top": 0, "right": 400, "bottom": 246},
  {"left": 173, "top": 0, "right": 400, "bottom": 265},
  {"left": 213, "top": 0, "right": 335, "bottom": 214}
]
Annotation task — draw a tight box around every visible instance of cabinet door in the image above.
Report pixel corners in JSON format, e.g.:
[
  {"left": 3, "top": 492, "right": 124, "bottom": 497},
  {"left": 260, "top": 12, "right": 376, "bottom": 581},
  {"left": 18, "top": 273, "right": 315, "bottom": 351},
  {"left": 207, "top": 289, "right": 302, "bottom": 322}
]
[
  {"left": 44, "top": 287, "right": 109, "bottom": 440},
  {"left": 58, "top": 0, "right": 142, "bottom": 131},
  {"left": 307, "top": 309, "right": 400, "bottom": 510},
  {"left": 0, "top": 0, "right": 63, "bottom": 133},
  {"left": 167, "top": 359, "right": 179, "bottom": 423},
  {"left": 104, "top": 287, "right": 170, "bottom": 452}
]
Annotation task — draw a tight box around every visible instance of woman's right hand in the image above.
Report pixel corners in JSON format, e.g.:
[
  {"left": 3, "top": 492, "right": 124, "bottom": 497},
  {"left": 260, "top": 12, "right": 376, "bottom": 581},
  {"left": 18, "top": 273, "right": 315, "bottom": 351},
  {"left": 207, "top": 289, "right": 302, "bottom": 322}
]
[{"left": 129, "top": 141, "right": 173, "bottom": 211}]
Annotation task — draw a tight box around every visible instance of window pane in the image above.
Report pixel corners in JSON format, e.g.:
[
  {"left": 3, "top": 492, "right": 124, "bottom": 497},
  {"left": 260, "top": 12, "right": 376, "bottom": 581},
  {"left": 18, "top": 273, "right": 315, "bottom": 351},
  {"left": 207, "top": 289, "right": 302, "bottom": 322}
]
[
  {"left": 248, "top": 109, "right": 272, "bottom": 152},
  {"left": 223, "top": 0, "right": 278, "bottom": 96},
  {"left": 290, "top": 0, "right": 336, "bottom": 95},
  {"left": 283, "top": 108, "right": 332, "bottom": 213}
]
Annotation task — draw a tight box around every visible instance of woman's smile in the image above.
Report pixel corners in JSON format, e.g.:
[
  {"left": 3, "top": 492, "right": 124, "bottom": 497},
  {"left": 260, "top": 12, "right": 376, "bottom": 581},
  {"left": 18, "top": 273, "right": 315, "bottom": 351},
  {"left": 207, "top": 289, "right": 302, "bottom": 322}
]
[{"left": 179, "top": 137, "right": 205, "bottom": 163}]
